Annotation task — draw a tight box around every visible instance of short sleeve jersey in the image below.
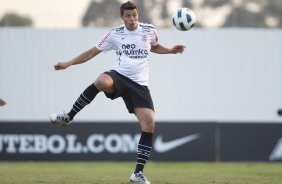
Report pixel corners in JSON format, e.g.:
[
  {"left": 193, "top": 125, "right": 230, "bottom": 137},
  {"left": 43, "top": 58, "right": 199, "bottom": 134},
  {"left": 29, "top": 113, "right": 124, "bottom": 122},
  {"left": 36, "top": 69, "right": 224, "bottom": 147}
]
[{"left": 96, "top": 23, "right": 159, "bottom": 86}]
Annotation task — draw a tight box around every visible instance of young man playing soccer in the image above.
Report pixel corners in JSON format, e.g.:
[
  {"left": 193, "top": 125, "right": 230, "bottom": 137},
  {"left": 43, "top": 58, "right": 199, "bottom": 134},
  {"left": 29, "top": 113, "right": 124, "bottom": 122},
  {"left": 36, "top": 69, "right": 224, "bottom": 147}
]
[{"left": 50, "top": 1, "right": 185, "bottom": 183}]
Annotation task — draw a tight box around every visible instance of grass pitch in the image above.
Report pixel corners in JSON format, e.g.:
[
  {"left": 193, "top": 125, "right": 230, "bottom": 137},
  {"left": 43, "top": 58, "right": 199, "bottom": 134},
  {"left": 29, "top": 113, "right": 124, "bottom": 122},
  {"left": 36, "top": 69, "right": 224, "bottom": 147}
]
[{"left": 0, "top": 161, "right": 281, "bottom": 184}]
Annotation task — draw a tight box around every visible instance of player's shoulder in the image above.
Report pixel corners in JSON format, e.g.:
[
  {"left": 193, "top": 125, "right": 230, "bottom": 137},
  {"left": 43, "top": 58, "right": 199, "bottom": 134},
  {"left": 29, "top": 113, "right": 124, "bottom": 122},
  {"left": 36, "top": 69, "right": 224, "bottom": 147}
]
[
  {"left": 139, "top": 22, "right": 155, "bottom": 29},
  {"left": 139, "top": 22, "right": 156, "bottom": 32},
  {"left": 109, "top": 24, "right": 126, "bottom": 34}
]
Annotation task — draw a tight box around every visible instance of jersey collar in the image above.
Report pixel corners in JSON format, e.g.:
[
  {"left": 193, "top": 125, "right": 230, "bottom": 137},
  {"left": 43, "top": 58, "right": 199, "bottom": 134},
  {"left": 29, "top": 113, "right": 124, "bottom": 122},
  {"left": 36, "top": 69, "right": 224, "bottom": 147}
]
[{"left": 124, "top": 23, "right": 140, "bottom": 33}]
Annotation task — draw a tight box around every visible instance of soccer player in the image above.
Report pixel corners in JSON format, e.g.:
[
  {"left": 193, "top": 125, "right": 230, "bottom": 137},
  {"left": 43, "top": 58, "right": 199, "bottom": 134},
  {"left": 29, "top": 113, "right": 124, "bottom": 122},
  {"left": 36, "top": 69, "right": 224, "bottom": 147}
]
[{"left": 50, "top": 1, "right": 185, "bottom": 184}]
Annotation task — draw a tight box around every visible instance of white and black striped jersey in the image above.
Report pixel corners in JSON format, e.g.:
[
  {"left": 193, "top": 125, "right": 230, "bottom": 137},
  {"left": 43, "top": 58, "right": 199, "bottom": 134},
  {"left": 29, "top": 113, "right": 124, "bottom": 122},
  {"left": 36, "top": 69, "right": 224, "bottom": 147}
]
[{"left": 96, "top": 23, "right": 159, "bottom": 86}]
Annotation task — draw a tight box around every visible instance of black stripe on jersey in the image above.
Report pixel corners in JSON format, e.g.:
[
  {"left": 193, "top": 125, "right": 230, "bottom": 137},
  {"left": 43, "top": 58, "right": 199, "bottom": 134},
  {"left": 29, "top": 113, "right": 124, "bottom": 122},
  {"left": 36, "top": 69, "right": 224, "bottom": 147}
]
[{"left": 139, "top": 24, "right": 155, "bottom": 29}]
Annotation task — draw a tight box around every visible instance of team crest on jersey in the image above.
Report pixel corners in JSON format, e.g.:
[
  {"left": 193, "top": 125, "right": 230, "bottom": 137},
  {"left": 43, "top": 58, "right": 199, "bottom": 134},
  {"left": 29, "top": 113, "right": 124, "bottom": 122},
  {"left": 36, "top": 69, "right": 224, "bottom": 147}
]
[{"left": 141, "top": 33, "right": 147, "bottom": 42}]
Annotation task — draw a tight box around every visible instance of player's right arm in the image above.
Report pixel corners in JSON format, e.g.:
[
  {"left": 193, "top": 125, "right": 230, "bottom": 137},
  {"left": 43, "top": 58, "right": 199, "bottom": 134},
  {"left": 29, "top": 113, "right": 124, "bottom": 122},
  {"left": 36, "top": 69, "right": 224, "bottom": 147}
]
[{"left": 54, "top": 47, "right": 101, "bottom": 70}]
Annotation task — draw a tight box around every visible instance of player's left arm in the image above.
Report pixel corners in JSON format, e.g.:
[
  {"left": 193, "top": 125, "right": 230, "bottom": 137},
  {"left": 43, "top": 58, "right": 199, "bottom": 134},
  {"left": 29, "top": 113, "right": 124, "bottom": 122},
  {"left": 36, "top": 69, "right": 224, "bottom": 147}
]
[{"left": 150, "top": 44, "right": 185, "bottom": 54}]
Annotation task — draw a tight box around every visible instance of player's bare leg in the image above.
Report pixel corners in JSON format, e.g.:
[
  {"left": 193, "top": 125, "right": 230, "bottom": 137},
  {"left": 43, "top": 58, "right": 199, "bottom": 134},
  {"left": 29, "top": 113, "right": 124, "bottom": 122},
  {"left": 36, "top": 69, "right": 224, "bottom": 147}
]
[
  {"left": 134, "top": 107, "right": 155, "bottom": 133},
  {"left": 94, "top": 73, "right": 115, "bottom": 94},
  {"left": 130, "top": 107, "right": 154, "bottom": 184},
  {"left": 50, "top": 74, "right": 115, "bottom": 126}
]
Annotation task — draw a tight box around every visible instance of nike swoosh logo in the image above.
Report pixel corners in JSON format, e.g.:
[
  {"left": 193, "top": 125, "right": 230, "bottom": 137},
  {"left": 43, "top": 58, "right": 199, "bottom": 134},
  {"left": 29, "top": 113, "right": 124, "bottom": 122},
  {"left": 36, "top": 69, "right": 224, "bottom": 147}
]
[
  {"left": 269, "top": 137, "right": 282, "bottom": 161},
  {"left": 154, "top": 133, "right": 200, "bottom": 153}
]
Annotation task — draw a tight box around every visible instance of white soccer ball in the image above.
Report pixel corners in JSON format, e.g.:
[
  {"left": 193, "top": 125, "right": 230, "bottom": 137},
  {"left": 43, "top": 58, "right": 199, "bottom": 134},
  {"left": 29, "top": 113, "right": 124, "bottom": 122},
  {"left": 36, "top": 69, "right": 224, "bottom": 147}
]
[{"left": 172, "top": 8, "right": 196, "bottom": 31}]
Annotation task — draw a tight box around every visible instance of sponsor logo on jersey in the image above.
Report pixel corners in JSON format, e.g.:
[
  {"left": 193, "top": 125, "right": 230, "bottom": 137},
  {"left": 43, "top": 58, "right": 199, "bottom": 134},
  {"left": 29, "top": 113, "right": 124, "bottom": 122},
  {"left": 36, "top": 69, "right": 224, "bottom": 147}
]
[
  {"left": 98, "top": 32, "right": 111, "bottom": 47},
  {"left": 122, "top": 44, "right": 148, "bottom": 59},
  {"left": 115, "top": 26, "right": 125, "bottom": 33}
]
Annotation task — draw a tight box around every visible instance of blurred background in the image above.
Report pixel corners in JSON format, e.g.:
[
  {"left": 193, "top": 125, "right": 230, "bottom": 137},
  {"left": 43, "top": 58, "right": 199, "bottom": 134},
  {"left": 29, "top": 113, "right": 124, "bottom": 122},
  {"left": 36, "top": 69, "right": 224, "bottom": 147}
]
[
  {"left": 0, "top": 0, "right": 282, "bottom": 29},
  {"left": 0, "top": 0, "right": 282, "bottom": 161}
]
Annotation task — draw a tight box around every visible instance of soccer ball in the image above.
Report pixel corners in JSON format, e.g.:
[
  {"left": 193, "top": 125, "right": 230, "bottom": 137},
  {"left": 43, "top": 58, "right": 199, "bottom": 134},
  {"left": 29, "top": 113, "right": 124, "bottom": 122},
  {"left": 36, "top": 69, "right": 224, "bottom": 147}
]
[{"left": 172, "top": 8, "right": 196, "bottom": 31}]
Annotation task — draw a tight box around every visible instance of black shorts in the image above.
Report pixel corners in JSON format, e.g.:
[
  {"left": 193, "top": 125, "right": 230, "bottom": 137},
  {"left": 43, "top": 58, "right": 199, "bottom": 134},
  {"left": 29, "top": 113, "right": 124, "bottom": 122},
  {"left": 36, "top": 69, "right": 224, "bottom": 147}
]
[{"left": 103, "top": 70, "right": 154, "bottom": 113}]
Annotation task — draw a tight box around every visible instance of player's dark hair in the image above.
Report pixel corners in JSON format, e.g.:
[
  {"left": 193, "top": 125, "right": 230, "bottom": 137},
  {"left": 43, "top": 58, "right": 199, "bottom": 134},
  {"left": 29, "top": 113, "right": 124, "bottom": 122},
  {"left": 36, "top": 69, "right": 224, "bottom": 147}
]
[{"left": 120, "top": 1, "right": 137, "bottom": 15}]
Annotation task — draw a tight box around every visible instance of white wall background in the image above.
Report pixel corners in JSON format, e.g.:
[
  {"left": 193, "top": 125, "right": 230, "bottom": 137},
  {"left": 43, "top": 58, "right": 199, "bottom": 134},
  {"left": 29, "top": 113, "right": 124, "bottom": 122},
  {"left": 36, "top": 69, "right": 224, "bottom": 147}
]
[{"left": 0, "top": 28, "right": 282, "bottom": 122}]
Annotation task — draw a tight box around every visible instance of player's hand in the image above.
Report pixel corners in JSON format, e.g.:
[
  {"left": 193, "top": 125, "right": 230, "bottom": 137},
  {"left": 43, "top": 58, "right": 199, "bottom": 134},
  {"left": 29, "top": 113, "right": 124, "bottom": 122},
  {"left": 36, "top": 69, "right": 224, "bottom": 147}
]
[
  {"left": 171, "top": 45, "right": 186, "bottom": 54},
  {"left": 0, "top": 98, "right": 6, "bottom": 106},
  {"left": 54, "top": 62, "right": 71, "bottom": 70}
]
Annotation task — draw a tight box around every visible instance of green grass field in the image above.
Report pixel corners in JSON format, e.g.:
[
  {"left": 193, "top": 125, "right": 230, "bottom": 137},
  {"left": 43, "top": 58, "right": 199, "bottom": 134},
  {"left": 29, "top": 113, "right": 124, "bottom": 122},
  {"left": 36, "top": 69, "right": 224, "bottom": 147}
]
[{"left": 0, "top": 161, "right": 281, "bottom": 184}]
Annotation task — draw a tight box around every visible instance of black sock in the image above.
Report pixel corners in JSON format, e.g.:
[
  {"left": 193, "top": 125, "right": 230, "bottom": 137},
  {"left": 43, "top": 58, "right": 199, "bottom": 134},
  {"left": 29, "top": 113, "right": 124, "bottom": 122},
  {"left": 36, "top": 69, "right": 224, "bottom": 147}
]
[
  {"left": 67, "top": 84, "right": 99, "bottom": 120},
  {"left": 134, "top": 131, "right": 153, "bottom": 174}
]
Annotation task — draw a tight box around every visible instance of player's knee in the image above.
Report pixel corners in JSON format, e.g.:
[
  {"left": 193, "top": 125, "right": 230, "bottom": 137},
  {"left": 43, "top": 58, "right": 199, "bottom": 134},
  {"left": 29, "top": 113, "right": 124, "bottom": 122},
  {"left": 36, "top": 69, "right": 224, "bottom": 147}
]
[
  {"left": 148, "top": 121, "right": 155, "bottom": 132},
  {"left": 143, "top": 118, "right": 155, "bottom": 132},
  {"left": 94, "top": 74, "right": 113, "bottom": 91}
]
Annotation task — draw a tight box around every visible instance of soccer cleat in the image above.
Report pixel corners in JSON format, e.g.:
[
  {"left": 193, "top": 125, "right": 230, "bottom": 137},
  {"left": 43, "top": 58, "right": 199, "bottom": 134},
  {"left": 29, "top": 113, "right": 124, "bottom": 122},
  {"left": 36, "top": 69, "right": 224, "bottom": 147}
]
[
  {"left": 130, "top": 171, "right": 151, "bottom": 184},
  {"left": 49, "top": 113, "right": 72, "bottom": 126}
]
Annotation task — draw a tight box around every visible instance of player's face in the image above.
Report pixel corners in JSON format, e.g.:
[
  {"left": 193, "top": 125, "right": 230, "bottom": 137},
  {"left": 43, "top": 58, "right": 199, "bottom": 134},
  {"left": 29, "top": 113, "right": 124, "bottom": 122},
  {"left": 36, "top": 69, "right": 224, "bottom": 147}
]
[{"left": 121, "top": 9, "right": 138, "bottom": 31}]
